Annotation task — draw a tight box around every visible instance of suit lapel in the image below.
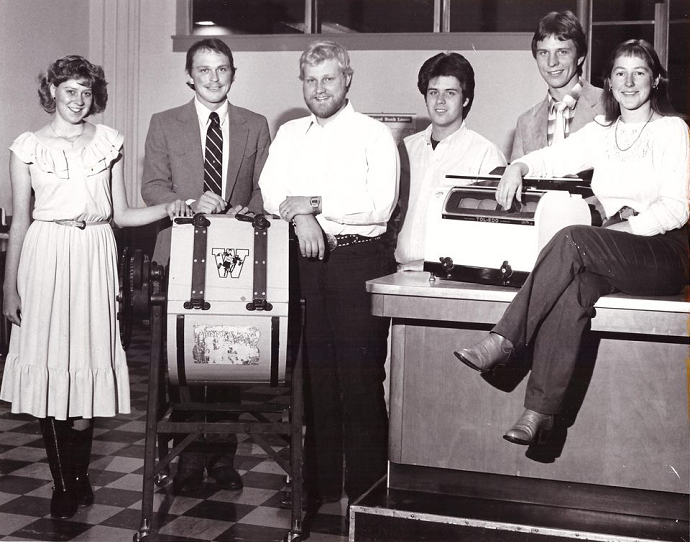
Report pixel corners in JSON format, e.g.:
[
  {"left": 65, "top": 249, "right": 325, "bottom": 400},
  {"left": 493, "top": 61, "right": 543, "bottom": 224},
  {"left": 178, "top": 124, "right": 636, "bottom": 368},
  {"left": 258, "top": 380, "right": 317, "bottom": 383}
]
[
  {"left": 177, "top": 100, "right": 205, "bottom": 194},
  {"left": 580, "top": 83, "right": 600, "bottom": 111},
  {"left": 532, "top": 98, "right": 549, "bottom": 151},
  {"left": 226, "top": 104, "right": 249, "bottom": 199}
]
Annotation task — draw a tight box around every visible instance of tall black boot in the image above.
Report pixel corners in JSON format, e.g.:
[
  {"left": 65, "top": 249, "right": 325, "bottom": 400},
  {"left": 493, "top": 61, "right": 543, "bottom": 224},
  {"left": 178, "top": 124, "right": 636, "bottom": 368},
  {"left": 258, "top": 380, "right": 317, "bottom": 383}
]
[
  {"left": 71, "top": 420, "right": 94, "bottom": 506},
  {"left": 39, "top": 418, "right": 78, "bottom": 519}
]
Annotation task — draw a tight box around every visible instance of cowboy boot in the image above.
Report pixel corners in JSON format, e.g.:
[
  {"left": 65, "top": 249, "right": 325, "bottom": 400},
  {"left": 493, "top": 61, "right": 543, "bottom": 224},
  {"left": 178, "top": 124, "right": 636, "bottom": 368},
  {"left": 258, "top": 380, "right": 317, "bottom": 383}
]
[
  {"left": 454, "top": 332, "right": 514, "bottom": 374},
  {"left": 503, "top": 409, "right": 554, "bottom": 446},
  {"left": 39, "top": 418, "right": 78, "bottom": 519}
]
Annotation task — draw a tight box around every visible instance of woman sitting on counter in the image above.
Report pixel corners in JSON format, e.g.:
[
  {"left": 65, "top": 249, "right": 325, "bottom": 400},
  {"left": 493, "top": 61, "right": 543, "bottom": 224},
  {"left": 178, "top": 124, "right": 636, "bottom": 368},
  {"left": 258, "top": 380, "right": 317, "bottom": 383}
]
[{"left": 454, "top": 38, "right": 689, "bottom": 446}]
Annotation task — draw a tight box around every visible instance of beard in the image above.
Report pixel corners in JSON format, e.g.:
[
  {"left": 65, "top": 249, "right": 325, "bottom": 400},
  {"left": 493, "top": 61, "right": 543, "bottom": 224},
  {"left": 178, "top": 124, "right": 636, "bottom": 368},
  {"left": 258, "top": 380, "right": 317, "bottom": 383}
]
[{"left": 305, "top": 93, "right": 347, "bottom": 120}]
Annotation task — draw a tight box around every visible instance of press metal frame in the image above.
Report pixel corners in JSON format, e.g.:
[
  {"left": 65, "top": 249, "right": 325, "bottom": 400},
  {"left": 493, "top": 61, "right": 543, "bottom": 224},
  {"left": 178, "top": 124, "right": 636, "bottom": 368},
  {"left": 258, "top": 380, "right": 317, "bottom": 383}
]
[{"left": 127, "top": 215, "right": 304, "bottom": 542}]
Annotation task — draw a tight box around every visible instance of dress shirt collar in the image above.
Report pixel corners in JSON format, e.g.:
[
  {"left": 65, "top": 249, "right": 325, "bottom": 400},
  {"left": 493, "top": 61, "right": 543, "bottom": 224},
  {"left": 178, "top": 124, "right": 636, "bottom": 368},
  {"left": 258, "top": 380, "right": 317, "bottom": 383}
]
[
  {"left": 194, "top": 97, "right": 229, "bottom": 127},
  {"left": 305, "top": 100, "right": 354, "bottom": 134},
  {"left": 423, "top": 121, "right": 468, "bottom": 148}
]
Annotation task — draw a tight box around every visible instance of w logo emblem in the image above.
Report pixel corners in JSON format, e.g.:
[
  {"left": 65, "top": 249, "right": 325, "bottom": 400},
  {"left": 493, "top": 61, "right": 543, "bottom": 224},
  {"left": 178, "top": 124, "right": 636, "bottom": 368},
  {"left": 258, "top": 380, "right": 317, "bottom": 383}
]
[{"left": 212, "top": 248, "right": 250, "bottom": 278}]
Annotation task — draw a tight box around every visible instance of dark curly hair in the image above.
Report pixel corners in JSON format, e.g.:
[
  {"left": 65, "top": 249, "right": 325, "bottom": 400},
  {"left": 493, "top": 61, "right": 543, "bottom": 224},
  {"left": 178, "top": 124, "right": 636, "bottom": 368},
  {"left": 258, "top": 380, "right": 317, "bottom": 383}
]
[
  {"left": 38, "top": 55, "right": 108, "bottom": 115},
  {"left": 417, "top": 52, "right": 475, "bottom": 120}
]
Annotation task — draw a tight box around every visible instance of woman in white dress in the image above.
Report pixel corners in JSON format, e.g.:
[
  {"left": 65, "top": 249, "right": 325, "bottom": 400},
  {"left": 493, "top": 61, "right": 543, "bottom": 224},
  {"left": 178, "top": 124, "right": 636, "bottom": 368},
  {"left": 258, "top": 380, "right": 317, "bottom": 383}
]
[
  {"left": 1, "top": 55, "right": 191, "bottom": 519},
  {"left": 454, "top": 40, "right": 688, "bottom": 446}
]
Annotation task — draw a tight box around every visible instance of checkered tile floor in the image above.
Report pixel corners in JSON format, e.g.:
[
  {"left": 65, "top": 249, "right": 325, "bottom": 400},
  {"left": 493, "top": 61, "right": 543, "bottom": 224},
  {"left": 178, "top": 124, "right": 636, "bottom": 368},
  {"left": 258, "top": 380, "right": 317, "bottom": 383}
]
[{"left": 0, "top": 326, "right": 348, "bottom": 542}]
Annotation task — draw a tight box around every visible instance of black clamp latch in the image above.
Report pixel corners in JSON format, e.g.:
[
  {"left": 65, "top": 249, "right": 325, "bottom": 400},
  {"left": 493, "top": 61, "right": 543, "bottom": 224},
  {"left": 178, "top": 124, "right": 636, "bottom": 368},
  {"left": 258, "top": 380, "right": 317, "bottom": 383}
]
[
  {"left": 176, "top": 213, "right": 212, "bottom": 310},
  {"left": 499, "top": 260, "right": 513, "bottom": 286},
  {"left": 237, "top": 214, "right": 273, "bottom": 312},
  {"left": 236, "top": 212, "right": 271, "bottom": 231}
]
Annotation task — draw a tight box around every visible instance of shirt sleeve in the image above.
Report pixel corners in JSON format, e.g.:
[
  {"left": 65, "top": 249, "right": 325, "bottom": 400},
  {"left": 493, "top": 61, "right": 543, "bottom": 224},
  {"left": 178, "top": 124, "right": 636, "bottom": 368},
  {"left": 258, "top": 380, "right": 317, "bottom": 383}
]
[
  {"left": 257, "top": 124, "right": 291, "bottom": 217},
  {"left": 628, "top": 118, "right": 690, "bottom": 235},
  {"left": 515, "top": 122, "right": 598, "bottom": 178},
  {"left": 320, "top": 124, "right": 399, "bottom": 226},
  {"left": 479, "top": 144, "right": 507, "bottom": 175}
]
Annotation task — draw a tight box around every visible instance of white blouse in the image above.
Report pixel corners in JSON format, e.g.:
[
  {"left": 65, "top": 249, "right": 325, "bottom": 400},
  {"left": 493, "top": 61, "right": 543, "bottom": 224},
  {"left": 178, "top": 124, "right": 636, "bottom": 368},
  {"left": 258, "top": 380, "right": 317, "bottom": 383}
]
[{"left": 516, "top": 115, "right": 689, "bottom": 236}]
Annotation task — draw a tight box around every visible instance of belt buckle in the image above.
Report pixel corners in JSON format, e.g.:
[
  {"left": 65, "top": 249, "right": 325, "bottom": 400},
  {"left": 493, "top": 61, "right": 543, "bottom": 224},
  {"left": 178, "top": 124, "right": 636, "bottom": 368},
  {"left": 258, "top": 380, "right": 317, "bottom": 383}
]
[
  {"left": 55, "top": 219, "right": 86, "bottom": 229},
  {"left": 326, "top": 233, "right": 338, "bottom": 251}
]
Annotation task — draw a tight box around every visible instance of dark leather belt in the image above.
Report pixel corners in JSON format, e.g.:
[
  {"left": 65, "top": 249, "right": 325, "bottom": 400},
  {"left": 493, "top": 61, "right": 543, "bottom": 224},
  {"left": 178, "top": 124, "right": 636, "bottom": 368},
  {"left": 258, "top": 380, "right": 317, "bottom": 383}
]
[{"left": 326, "top": 233, "right": 382, "bottom": 250}]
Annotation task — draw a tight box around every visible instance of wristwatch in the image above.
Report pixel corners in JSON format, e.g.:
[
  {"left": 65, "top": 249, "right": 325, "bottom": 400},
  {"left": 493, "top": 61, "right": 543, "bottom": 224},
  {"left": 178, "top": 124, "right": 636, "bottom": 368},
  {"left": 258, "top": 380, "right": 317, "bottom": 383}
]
[{"left": 310, "top": 196, "right": 321, "bottom": 215}]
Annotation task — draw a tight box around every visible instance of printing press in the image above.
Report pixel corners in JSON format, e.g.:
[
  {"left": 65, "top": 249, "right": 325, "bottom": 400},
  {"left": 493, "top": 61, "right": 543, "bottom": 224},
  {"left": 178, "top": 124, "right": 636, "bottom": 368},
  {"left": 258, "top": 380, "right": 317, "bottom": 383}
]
[{"left": 424, "top": 173, "right": 592, "bottom": 287}]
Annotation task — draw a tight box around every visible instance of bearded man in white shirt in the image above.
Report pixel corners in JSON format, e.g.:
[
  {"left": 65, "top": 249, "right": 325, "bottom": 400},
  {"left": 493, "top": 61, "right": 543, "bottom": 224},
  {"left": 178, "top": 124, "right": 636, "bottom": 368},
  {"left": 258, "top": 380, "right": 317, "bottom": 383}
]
[
  {"left": 259, "top": 40, "right": 398, "bottom": 507},
  {"left": 394, "top": 52, "right": 506, "bottom": 270}
]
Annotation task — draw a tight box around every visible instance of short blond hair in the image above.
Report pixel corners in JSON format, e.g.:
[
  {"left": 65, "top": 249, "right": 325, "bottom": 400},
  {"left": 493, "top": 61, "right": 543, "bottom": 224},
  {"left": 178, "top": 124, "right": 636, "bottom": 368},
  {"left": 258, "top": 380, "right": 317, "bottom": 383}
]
[{"left": 299, "top": 40, "right": 353, "bottom": 81}]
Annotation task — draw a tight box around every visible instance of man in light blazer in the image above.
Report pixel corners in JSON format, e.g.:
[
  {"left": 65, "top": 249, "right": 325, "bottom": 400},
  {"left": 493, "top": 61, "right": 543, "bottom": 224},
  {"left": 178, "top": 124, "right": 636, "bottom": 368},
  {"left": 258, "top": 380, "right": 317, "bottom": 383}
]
[
  {"left": 142, "top": 38, "right": 270, "bottom": 264},
  {"left": 511, "top": 11, "right": 604, "bottom": 161},
  {"left": 141, "top": 38, "right": 270, "bottom": 495}
]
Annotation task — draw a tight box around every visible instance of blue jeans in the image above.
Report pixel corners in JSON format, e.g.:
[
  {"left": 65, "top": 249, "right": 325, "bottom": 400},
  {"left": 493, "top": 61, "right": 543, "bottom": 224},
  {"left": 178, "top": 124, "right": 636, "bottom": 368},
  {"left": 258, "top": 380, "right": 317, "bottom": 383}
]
[{"left": 494, "top": 224, "right": 688, "bottom": 414}]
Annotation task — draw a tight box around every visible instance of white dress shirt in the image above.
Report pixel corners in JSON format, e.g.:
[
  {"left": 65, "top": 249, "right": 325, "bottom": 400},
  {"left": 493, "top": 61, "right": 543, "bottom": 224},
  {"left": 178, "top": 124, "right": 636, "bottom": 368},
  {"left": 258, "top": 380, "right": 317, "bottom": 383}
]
[
  {"left": 194, "top": 97, "right": 230, "bottom": 200},
  {"left": 395, "top": 122, "right": 506, "bottom": 265},
  {"left": 259, "top": 101, "right": 399, "bottom": 237}
]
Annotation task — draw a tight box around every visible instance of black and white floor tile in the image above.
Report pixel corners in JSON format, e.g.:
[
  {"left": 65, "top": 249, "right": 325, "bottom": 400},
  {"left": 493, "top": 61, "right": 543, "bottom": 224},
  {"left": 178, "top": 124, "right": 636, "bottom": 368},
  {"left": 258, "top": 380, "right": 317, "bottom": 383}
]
[{"left": 0, "top": 327, "right": 348, "bottom": 542}]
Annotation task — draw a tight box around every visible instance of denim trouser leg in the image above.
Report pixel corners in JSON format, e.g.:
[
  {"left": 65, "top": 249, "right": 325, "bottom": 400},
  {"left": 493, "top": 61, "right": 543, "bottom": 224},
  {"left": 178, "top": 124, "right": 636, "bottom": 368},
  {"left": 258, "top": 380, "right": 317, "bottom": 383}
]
[{"left": 494, "top": 224, "right": 688, "bottom": 414}]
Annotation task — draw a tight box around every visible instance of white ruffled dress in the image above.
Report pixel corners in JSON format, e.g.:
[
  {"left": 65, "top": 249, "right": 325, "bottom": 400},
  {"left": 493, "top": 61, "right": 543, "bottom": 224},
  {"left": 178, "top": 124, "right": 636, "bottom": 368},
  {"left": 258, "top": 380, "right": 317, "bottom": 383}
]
[{"left": 0, "top": 124, "right": 131, "bottom": 419}]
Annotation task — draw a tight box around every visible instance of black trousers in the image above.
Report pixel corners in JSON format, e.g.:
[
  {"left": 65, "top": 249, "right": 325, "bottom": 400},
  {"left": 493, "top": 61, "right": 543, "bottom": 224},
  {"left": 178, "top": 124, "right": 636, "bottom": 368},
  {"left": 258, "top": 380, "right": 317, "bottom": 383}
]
[
  {"left": 297, "top": 239, "right": 390, "bottom": 500},
  {"left": 494, "top": 224, "right": 688, "bottom": 415},
  {"left": 171, "top": 385, "right": 239, "bottom": 470}
]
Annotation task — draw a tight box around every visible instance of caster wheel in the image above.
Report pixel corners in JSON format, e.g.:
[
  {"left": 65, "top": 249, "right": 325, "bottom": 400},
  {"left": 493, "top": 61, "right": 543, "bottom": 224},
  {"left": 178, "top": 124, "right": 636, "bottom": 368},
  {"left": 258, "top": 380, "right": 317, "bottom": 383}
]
[
  {"left": 133, "top": 532, "right": 149, "bottom": 542},
  {"left": 154, "top": 473, "right": 171, "bottom": 488}
]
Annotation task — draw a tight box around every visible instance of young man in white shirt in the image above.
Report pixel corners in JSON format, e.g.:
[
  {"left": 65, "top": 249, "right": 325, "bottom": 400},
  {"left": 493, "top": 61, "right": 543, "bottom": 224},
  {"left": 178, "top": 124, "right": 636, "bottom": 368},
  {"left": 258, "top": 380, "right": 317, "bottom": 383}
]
[{"left": 394, "top": 52, "right": 506, "bottom": 270}]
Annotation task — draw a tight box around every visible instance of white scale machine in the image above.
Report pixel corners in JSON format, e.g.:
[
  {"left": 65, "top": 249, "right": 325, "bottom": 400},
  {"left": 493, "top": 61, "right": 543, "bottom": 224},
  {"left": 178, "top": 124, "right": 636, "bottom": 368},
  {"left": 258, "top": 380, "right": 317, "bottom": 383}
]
[{"left": 423, "top": 174, "right": 593, "bottom": 286}]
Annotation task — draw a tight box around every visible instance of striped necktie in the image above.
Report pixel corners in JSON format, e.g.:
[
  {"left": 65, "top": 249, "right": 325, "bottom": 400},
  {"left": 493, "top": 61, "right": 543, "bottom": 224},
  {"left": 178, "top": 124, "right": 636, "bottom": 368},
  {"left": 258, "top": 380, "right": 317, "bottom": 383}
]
[{"left": 203, "top": 112, "right": 223, "bottom": 195}]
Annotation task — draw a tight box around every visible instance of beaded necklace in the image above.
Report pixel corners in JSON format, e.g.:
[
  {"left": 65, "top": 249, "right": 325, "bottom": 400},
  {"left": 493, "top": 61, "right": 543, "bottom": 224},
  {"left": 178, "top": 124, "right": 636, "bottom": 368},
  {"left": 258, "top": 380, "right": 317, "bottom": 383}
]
[{"left": 614, "top": 110, "right": 653, "bottom": 152}]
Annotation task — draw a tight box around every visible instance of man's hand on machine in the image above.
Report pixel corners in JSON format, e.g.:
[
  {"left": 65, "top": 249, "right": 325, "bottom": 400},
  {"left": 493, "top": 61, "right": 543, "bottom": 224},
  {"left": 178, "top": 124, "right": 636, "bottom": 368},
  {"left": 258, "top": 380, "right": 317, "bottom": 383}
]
[
  {"left": 293, "top": 214, "right": 326, "bottom": 260},
  {"left": 192, "top": 191, "right": 227, "bottom": 214},
  {"left": 226, "top": 204, "right": 249, "bottom": 218},
  {"left": 496, "top": 162, "right": 529, "bottom": 210}
]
